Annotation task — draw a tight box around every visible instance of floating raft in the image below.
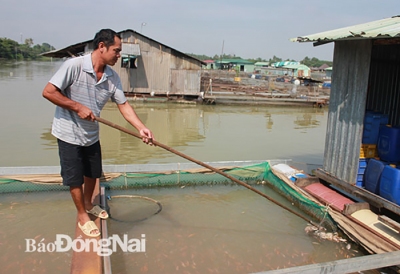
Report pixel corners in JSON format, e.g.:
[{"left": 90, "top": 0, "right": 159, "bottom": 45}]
[
  {"left": 271, "top": 163, "right": 400, "bottom": 255},
  {"left": 203, "top": 93, "right": 328, "bottom": 107}
]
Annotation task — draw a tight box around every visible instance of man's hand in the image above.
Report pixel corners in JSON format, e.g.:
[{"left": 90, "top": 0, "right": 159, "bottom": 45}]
[
  {"left": 139, "top": 128, "right": 155, "bottom": 145},
  {"left": 117, "top": 101, "right": 154, "bottom": 145},
  {"left": 43, "top": 83, "right": 95, "bottom": 121},
  {"left": 76, "top": 104, "right": 95, "bottom": 121}
]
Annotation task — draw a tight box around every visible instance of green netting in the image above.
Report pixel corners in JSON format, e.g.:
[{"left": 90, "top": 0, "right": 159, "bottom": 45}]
[
  {"left": 0, "top": 163, "right": 269, "bottom": 194},
  {"left": 0, "top": 178, "right": 65, "bottom": 193},
  {"left": 101, "top": 162, "right": 336, "bottom": 230},
  {"left": 262, "top": 167, "right": 336, "bottom": 230},
  {"left": 0, "top": 162, "right": 336, "bottom": 230},
  {"left": 102, "top": 163, "right": 269, "bottom": 189}
]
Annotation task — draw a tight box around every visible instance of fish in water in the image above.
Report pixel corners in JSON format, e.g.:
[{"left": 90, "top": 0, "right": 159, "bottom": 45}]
[{"left": 304, "top": 224, "right": 347, "bottom": 243}]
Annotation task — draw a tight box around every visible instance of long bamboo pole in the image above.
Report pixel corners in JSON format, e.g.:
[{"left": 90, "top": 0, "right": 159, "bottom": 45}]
[{"left": 95, "top": 116, "right": 317, "bottom": 225}]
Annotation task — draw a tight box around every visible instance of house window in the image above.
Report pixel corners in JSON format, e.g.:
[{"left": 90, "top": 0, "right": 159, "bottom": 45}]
[
  {"left": 121, "top": 43, "right": 140, "bottom": 69},
  {"left": 121, "top": 57, "right": 138, "bottom": 69}
]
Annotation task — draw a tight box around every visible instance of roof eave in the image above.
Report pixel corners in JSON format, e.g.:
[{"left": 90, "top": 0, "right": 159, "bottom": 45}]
[
  {"left": 291, "top": 15, "right": 400, "bottom": 45},
  {"left": 40, "top": 29, "right": 206, "bottom": 65}
]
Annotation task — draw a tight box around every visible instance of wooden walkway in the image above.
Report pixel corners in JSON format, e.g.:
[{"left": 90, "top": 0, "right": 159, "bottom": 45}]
[
  {"left": 203, "top": 93, "right": 328, "bottom": 107},
  {"left": 70, "top": 179, "right": 105, "bottom": 274}
]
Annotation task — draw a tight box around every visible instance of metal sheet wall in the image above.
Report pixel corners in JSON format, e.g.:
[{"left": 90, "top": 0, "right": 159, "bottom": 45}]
[
  {"left": 366, "top": 43, "right": 400, "bottom": 126},
  {"left": 323, "top": 40, "right": 372, "bottom": 184}
]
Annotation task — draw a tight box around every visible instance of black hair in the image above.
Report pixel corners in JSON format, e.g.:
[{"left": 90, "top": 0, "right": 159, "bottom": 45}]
[{"left": 93, "top": 29, "right": 121, "bottom": 49}]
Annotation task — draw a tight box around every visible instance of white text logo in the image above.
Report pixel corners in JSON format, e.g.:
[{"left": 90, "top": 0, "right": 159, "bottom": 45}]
[{"left": 25, "top": 234, "right": 146, "bottom": 256}]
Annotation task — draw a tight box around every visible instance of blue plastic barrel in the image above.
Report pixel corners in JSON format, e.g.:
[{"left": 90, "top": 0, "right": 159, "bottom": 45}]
[
  {"left": 379, "top": 165, "right": 400, "bottom": 205},
  {"left": 377, "top": 126, "right": 400, "bottom": 163},
  {"left": 356, "top": 159, "right": 368, "bottom": 187},
  {"left": 364, "top": 159, "right": 385, "bottom": 194},
  {"left": 362, "top": 111, "right": 389, "bottom": 144}
]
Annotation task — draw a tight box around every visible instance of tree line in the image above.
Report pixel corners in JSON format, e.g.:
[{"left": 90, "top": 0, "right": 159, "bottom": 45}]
[
  {"left": 0, "top": 36, "right": 332, "bottom": 67},
  {"left": 0, "top": 37, "right": 55, "bottom": 60},
  {"left": 187, "top": 53, "right": 333, "bottom": 68}
]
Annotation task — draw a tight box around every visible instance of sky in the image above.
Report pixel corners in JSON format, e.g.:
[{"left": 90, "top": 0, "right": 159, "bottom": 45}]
[{"left": 1, "top": 0, "right": 398, "bottom": 62}]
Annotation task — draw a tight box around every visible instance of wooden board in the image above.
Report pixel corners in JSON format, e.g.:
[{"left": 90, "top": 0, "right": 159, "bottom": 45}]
[{"left": 351, "top": 209, "right": 400, "bottom": 247}]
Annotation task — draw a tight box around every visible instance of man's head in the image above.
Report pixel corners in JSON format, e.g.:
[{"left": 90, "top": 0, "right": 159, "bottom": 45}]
[
  {"left": 93, "top": 29, "right": 122, "bottom": 66},
  {"left": 93, "top": 29, "right": 121, "bottom": 49}
]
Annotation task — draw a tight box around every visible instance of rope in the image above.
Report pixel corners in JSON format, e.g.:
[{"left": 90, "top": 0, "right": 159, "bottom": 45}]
[{"left": 317, "top": 204, "right": 332, "bottom": 229}]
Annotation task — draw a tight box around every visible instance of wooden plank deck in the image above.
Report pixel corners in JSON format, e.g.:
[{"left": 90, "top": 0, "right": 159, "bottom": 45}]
[
  {"left": 203, "top": 94, "right": 328, "bottom": 107},
  {"left": 379, "top": 215, "right": 400, "bottom": 233},
  {"left": 350, "top": 209, "right": 400, "bottom": 248},
  {"left": 70, "top": 179, "right": 103, "bottom": 274}
]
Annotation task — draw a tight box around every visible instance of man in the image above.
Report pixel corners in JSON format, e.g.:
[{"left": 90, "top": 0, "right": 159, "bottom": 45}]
[{"left": 43, "top": 29, "right": 154, "bottom": 237}]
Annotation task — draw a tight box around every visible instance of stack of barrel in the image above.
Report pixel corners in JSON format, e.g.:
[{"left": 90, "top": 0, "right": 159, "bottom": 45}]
[{"left": 360, "top": 111, "right": 400, "bottom": 205}]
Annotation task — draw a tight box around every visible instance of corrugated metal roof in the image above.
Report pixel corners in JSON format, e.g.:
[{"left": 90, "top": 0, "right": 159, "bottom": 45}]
[
  {"left": 219, "top": 58, "right": 255, "bottom": 64},
  {"left": 254, "top": 62, "right": 269, "bottom": 66},
  {"left": 41, "top": 29, "right": 206, "bottom": 65},
  {"left": 272, "top": 61, "right": 299, "bottom": 67},
  {"left": 283, "top": 64, "right": 310, "bottom": 70},
  {"left": 291, "top": 15, "right": 400, "bottom": 44}
]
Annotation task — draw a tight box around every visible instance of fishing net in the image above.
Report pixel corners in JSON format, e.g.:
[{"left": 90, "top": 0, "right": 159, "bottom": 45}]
[
  {"left": 266, "top": 166, "right": 337, "bottom": 231},
  {"left": 0, "top": 162, "right": 271, "bottom": 193},
  {"left": 106, "top": 194, "right": 163, "bottom": 223},
  {"left": 0, "top": 177, "right": 65, "bottom": 192},
  {"left": 0, "top": 161, "right": 336, "bottom": 230},
  {"left": 101, "top": 163, "right": 269, "bottom": 189}
]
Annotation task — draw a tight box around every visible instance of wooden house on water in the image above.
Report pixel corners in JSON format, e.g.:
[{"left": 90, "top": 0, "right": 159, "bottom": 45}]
[{"left": 42, "top": 29, "right": 205, "bottom": 98}]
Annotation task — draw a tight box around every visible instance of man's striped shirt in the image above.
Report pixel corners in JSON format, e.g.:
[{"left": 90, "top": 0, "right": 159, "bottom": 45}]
[{"left": 49, "top": 53, "right": 127, "bottom": 146}]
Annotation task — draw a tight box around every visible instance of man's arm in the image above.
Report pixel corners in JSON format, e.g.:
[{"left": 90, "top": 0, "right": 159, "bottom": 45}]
[
  {"left": 117, "top": 101, "right": 154, "bottom": 144},
  {"left": 42, "top": 83, "right": 95, "bottom": 121}
]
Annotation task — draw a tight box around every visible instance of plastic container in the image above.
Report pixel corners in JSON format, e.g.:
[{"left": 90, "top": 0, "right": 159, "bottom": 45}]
[
  {"left": 379, "top": 165, "right": 400, "bottom": 205},
  {"left": 272, "top": 164, "right": 297, "bottom": 179},
  {"left": 290, "top": 173, "right": 308, "bottom": 182},
  {"left": 362, "top": 111, "right": 389, "bottom": 144},
  {"left": 360, "top": 144, "right": 377, "bottom": 159},
  {"left": 356, "top": 159, "right": 368, "bottom": 187},
  {"left": 364, "top": 158, "right": 385, "bottom": 194},
  {"left": 377, "top": 125, "right": 400, "bottom": 163}
]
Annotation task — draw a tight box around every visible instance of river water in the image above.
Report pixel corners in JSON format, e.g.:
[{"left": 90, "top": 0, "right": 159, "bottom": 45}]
[
  {"left": 0, "top": 61, "right": 366, "bottom": 273},
  {"left": 0, "top": 60, "right": 328, "bottom": 168}
]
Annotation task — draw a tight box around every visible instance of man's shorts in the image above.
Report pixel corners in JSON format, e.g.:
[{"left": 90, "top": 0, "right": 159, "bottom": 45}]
[{"left": 57, "top": 139, "right": 102, "bottom": 186}]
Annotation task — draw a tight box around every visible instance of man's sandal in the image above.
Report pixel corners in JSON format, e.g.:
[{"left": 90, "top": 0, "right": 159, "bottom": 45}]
[
  {"left": 86, "top": 205, "right": 109, "bottom": 219},
  {"left": 78, "top": 221, "right": 101, "bottom": 237}
]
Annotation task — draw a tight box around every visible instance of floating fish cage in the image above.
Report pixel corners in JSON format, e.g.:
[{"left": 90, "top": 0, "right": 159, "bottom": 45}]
[{"left": 0, "top": 160, "right": 335, "bottom": 230}]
